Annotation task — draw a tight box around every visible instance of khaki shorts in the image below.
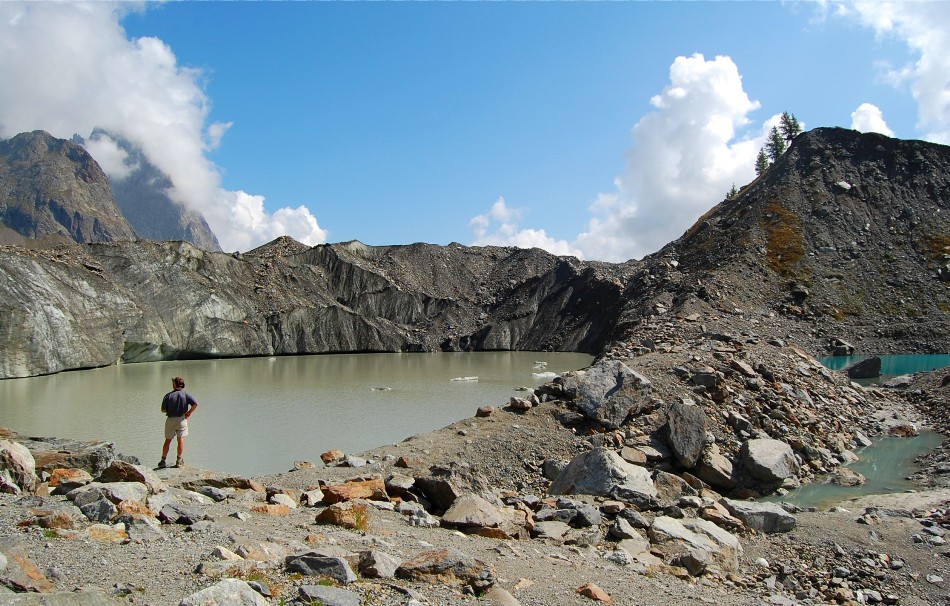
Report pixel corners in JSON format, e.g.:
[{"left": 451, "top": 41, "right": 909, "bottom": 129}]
[{"left": 164, "top": 416, "right": 189, "bottom": 439}]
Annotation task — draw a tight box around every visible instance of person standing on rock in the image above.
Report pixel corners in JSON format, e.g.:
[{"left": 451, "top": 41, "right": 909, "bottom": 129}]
[{"left": 159, "top": 376, "right": 198, "bottom": 469}]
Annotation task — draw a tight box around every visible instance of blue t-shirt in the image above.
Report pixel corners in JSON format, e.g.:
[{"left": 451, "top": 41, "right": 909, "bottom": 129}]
[{"left": 162, "top": 390, "right": 196, "bottom": 417}]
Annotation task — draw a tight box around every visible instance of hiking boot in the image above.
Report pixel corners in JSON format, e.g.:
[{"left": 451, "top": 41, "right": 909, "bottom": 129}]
[
  {"left": 174, "top": 458, "right": 184, "bottom": 468},
  {"left": 157, "top": 460, "right": 167, "bottom": 469}
]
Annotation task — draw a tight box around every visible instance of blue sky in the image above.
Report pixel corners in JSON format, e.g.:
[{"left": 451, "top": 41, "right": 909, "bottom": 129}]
[{"left": 1, "top": 2, "right": 948, "bottom": 260}]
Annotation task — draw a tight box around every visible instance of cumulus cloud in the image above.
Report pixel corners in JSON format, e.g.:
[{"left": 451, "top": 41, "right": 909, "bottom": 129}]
[
  {"left": 470, "top": 54, "right": 764, "bottom": 262},
  {"left": 843, "top": 2, "right": 950, "bottom": 144},
  {"left": 83, "top": 132, "right": 139, "bottom": 180},
  {"left": 850, "top": 103, "right": 895, "bottom": 136},
  {"left": 0, "top": 2, "right": 326, "bottom": 251},
  {"left": 469, "top": 197, "right": 582, "bottom": 257}
]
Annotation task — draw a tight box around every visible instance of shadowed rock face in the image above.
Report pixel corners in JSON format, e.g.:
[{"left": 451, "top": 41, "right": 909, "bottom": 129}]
[{"left": 0, "top": 238, "right": 635, "bottom": 378}]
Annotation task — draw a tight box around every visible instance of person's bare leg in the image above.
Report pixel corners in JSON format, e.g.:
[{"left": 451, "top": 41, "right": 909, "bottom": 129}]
[
  {"left": 160, "top": 438, "right": 172, "bottom": 467},
  {"left": 176, "top": 436, "right": 185, "bottom": 466}
]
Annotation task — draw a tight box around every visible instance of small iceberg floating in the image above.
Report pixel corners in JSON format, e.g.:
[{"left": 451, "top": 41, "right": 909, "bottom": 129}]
[
  {"left": 451, "top": 376, "right": 479, "bottom": 382},
  {"left": 370, "top": 387, "right": 392, "bottom": 391},
  {"left": 532, "top": 371, "right": 558, "bottom": 380},
  {"left": 533, "top": 361, "right": 548, "bottom": 369}
]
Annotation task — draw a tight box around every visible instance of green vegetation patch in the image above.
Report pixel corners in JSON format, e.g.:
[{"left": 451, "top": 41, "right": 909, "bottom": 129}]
[{"left": 761, "top": 203, "right": 806, "bottom": 276}]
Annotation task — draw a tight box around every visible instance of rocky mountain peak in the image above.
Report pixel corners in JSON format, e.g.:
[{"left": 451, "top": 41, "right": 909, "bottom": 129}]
[
  {"left": 0, "top": 130, "right": 137, "bottom": 245},
  {"left": 624, "top": 127, "right": 950, "bottom": 355}
]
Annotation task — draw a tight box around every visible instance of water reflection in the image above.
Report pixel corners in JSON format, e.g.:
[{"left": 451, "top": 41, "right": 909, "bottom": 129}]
[{"left": 0, "top": 352, "right": 592, "bottom": 477}]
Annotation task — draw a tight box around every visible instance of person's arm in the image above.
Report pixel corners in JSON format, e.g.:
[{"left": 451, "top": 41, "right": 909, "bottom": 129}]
[{"left": 185, "top": 395, "right": 198, "bottom": 419}]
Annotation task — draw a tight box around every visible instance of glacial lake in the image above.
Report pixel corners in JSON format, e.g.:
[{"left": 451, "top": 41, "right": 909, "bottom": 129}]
[
  {"left": 0, "top": 352, "right": 593, "bottom": 477},
  {"left": 821, "top": 354, "right": 950, "bottom": 383}
]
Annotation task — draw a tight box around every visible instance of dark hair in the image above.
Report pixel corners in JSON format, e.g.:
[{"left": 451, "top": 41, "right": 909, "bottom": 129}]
[{"left": 173, "top": 376, "right": 185, "bottom": 389}]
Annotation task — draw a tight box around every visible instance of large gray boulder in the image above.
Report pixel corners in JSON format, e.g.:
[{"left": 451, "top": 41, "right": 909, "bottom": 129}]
[
  {"left": 661, "top": 400, "right": 707, "bottom": 468},
  {"left": 560, "top": 359, "right": 652, "bottom": 429},
  {"left": 297, "top": 585, "right": 361, "bottom": 606},
  {"left": 846, "top": 356, "right": 882, "bottom": 379},
  {"left": 548, "top": 448, "right": 657, "bottom": 507},
  {"left": 740, "top": 438, "right": 799, "bottom": 484}
]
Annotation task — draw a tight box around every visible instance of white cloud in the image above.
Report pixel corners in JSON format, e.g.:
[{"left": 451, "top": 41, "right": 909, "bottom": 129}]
[
  {"left": 209, "top": 191, "right": 328, "bottom": 252},
  {"left": 469, "top": 197, "right": 582, "bottom": 258},
  {"left": 83, "top": 132, "right": 139, "bottom": 181},
  {"left": 470, "top": 54, "right": 764, "bottom": 262},
  {"left": 844, "top": 2, "right": 950, "bottom": 144},
  {"left": 850, "top": 103, "right": 894, "bottom": 136},
  {"left": 0, "top": 2, "right": 327, "bottom": 251}
]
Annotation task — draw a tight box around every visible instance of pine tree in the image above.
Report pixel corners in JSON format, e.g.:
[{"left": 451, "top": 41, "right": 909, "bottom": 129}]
[
  {"left": 780, "top": 112, "right": 802, "bottom": 141},
  {"left": 765, "top": 126, "right": 787, "bottom": 163},
  {"left": 755, "top": 148, "right": 770, "bottom": 175},
  {"left": 727, "top": 183, "right": 739, "bottom": 199}
]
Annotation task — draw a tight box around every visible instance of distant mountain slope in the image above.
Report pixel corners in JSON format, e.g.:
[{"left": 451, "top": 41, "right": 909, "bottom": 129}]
[
  {"left": 93, "top": 131, "right": 221, "bottom": 251},
  {"left": 0, "top": 131, "right": 137, "bottom": 244},
  {"left": 0, "top": 238, "right": 634, "bottom": 379},
  {"left": 617, "top": 128, "right": 950, "bottom": 354},
  {"left": 1, "top": 127, "right": 948, "bottom": 379}
]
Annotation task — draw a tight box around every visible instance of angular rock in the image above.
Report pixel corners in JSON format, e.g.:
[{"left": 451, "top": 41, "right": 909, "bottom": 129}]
[
  {"left": 721, "top": 499, "right": 796, "bottom": 533},
  {"left": 576, "top": 582, "right": 612, "bottom": 603},
  {"left": 315, "top": 500, "right": 371, "bottom": 529},
  {"left": 484, "top": 587, "right": 522, "bottom": 606},
  {"left": 96, "top": 461, "right": 164, "bottom": 494},
  {"left": 301, "top": 488, "right": 325, "bottom": 506},
  {"left": 561, "top": 360, "right": 652, "bottom": 430},
  {"left": 396, "top": 547, "right": 495, "bottom": 590},
  {"left": 322, "top": 478, "right": 388, "bottom": 504},
  {"left": 740, "top": 439, "right": 799, "bottom": 484},
  {"left": 178, "top": 578, "right": 268, "bottom": 606},
  {"left": 441, "top": 493, "right": 521, "bottom": 536},
  {"left": 548, "top": 447, "right": 657, "bottom": 507},
  {"left": 0, "top": 539, "right": 55, "bottom": 592},
  {"left": 384, "top": 473, "right": 415, "bottom": 496},
  {"left": 653, "top": 470, "right": 698, "bottom": 509},
  {"left": 48, "top": 468, "right": 94, "bottom": 494},
  {"left": 695, "top": 445, "right": 738, "bottom": 490},
  {"left": 661, "top": 400, "right": 707, "bottom": 468},
  {"left": 532, "top": 520, "right": 572, "bottom": 540},
  {"left": 285, "top": 553, "right": 357, "bottom": 584},
  {"left": 0, "top": 440, "right": 37, "bottom": 495},
  {"left": 320, "top": 449, "right": 345, "bottom": 465},
  {"left": 846, "top": 356, "right": 882, "bottom": 379},
  {"left": 28, "top": 439, "right": 117, "bottom": 476},
  {"left": 359, "top": 549, "right": 401, "bottom": 579},
  {"left": 121, "top": 513, "right": 166, "bottom": 542},
  {"left": 648, "top": 516, "right": 741, "bottom": 575},
  {"left": 297, "top": 585, "right": 361, "bottom": 606}
]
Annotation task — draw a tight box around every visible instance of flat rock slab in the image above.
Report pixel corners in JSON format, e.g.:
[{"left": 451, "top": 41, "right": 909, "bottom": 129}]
[
  {"left": 396, "top": 547, "right": 495, "bottom": 590},
  {"left": 740, "top": 438, "right": 799, "bottom": 483},
  {"left": 179, "top": 578, "right": 268, "bottom": 606},
  {"left": 722, "top": 499, "right": 797, "bottom": 533},
  {"left": 298, "top": 585, "right": 361, "bottom": 606}
]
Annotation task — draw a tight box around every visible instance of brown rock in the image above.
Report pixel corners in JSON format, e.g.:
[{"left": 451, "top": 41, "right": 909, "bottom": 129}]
[
  {"left": 250, "top": 504, "right": 291, "bottom": 516},
  {"left": 619, "top": 446, "right": 647, "bottom": 465},
  {"left": 49, "top": 467, "right": 93, "bottom": 489},
  {"left": 34, "top": 510, "right": 75, "bottom": 530},
  {"left": 396, "top": 547, "right": 495, "bottom": 590},
  {"left": 577, "top": 582, "right": 612, "bottom": 603},
  {"left": 476, "top": 406, "right": 495, "bottom": 417},
  {"left": 394, "top": 456, "right": 418, "bottom": 468},
  {"left": 320, "top": 449, "right": 345, "bottom": 464},
  {"left": 322, "top": 478, "right": 389, "bottom": 504},
  {"left": 116, "top": 500, "right": 154, "bottom": 517},
  {"left": 315, "top": 500, "right": 371, "bottom": 529}
]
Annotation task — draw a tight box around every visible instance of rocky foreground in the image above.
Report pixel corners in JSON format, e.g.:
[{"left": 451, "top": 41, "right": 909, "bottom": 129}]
[{"left": 1, "top": 321, "right": 949, "bottom": 606}]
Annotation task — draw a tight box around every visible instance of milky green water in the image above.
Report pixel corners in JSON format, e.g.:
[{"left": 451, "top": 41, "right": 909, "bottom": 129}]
[
  {"left": 764, "top": 432, "right": 945, "bottom": 510},
  {"left": 0, "top": 352, "right": 592, "bottom": 477}
]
